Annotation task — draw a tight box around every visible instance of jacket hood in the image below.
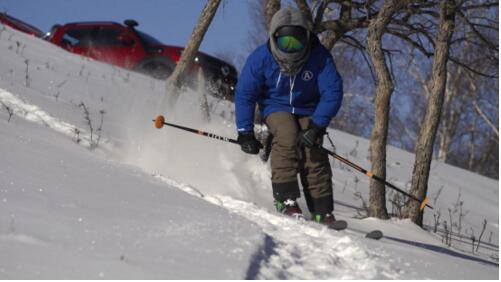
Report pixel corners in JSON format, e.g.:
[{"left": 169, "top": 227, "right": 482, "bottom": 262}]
[
  {"left": 268, "top": 7, "right": 313, "bottom": 76},
  {"left": 268, "top": 7, "right": 312, "bottom": 37}
]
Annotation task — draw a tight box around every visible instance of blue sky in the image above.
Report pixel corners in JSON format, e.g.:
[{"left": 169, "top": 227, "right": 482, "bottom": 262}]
[{"left": 1, "top": 0, "right": 256, "bottom": 63}]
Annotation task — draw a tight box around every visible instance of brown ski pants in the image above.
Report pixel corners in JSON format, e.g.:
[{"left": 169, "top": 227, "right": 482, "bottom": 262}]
[{"left": 265, "top": 112, "right": 333, "bottom": 214}]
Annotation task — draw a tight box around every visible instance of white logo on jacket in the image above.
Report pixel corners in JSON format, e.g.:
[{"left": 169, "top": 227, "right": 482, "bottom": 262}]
[{"left": 301, "top": 70, "right": 314, "bottom": 81}]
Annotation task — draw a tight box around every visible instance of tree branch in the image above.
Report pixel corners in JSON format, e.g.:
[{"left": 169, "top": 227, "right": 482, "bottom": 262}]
[
  {"left": 294, "top": 0, "right": 313, "bottom": 24},
  {"left": 313, "top": 0, "right": 329, "bottom": 31},
  {"left": 339, "top": 35, "right": 377, "bottom": 83},
  {"left": 465, "top": 71, "right": 500, "bottom": 138},
  {"left": 456, "top": 9, "right": 498, "bottom": 52},
  {"left": 461, "top": 1, "right": 498, "bottom": 10}
]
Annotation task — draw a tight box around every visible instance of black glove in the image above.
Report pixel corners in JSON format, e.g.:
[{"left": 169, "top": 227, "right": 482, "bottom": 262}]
[
  {"left": 238, "top": 132, "right": 263, "bottom": 155},
  {"left": 298, "top": 121, "right": 326, "bottom": 148}
]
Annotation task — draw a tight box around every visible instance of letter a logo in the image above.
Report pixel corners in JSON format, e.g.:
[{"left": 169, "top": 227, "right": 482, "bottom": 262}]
[{"left": 302, "top": 70, "right": 313, "bottom": 81}]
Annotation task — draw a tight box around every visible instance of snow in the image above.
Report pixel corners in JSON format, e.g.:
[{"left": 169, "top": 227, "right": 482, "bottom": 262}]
[
  {"left": 0, "top": 99, "right": 264, "bottom": 279},
  {"left": 0, "top": 24, "right": 498, "bottom": 279}
]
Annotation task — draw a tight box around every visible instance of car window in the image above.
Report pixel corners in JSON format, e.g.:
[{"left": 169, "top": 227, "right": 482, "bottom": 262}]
[
  {"left": 62, "top": 28, "right": 95, "bottom": 46},
  {"left": 136, "top": 30, "right": 163, "bottom": 47},
  {"left": 94, "top": 28, "right": 124, "bottom": 46},
  {"left": 62, "top": 27, "right": 126, "bottom": 47}
]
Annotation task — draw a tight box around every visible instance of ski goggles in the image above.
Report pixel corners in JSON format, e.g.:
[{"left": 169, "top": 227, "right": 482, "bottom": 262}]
[{"left": 276, "top": 35, "right": 305, "bottom": 53}]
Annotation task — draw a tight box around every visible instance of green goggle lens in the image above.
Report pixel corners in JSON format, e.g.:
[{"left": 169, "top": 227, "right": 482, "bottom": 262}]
[{"left": 276, "top": 35, "right": 305, "bottom": 53}]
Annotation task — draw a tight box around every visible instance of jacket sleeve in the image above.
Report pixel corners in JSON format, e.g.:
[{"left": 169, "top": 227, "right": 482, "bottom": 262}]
[
  {"left": 312, "top": 52, "right": 344, "bottom": 128},
  {"left": 235, "top": 50, "right": 265, "bottom": 133}
]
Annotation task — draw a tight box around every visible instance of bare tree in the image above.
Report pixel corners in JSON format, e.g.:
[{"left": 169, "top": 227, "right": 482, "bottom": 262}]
[
  {"left": 467, "top": 72, "right": 499, "bottom": 139},
  {"left": 245, "top": 0, "right": 499, "bottom": 216},
  {"left": 366, "top": 0, "right": 409, "bottom": 219},
  {"left": 164, "top": 0, "right": 222, "bottom": 109},
  {"left": 404, "top": 0, "right": 457, "bottom": 226},
  {"left": 247, "top": 0, "right": 270, "bottom": 54},
  {"left": 294, "top": 0, "right": 313, "bottom": 24},
  {"left": 385, "top": 0, "right": 498, "bottom": 176},
  {"left": 265, "top": 0, "right": 281, "bottom": 29},
  {"left": 436, "top": 67, "right": 467, "bottom": 162},
  {"left": 415, "top": 38, "right": 497, "bottom": 166},
  {"left": 476, "top": 219, "right": 488, "bottom": 251},
  {"left": 0, "top": 101, "right": 14, "bottom": 122}
]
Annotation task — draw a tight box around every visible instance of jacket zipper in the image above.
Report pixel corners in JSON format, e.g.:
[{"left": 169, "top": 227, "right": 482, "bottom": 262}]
[{"left": 289, "top": 74, "right": 297, "bottom": 114}]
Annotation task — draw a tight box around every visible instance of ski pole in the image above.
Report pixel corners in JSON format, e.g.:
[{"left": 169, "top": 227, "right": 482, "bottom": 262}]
[
  {"left": 153, "top": 115, "right": 431, "bottom": 210},
  {"left": 318, "top": 146, "right": 433, "bottom": 211},
  {"left": 153, "top": 115, "right": 239, "bottom": 145}
]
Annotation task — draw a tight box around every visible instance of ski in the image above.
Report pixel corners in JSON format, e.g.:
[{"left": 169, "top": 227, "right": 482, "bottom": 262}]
[
  {"left": 364, "top": 229, "right": 384, "bottom": 240},
  {"left": 326, "top": 219, "right": 348, "bottom": 231},
  {"left": 327, "top": 222, "right": 383, "bottom": 240},
  {"left": 309, "top": 218, "right": 383, "bottom": 240},
  {"left": 278, "top": 211, "right": 383, "bottom": 240}
]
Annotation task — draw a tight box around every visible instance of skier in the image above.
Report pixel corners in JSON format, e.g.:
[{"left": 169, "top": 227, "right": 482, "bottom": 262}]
[{"left": 235, "top": 7, "right": 344, "bottom": 227}]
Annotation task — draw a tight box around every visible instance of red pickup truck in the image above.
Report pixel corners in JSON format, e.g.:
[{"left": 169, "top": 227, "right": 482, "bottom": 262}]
[{"left": 46, "top": 19, "right": 237, "bottom": 97}]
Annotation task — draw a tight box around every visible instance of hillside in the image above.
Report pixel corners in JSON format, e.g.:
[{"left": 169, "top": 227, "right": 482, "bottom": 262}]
[{"left": 0, "top": 25, "right": 498, "bottom": 279}]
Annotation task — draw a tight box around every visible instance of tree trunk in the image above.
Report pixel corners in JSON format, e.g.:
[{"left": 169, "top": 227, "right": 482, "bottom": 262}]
[
  {"left": 250, "top": 0, "right": 280, "bottom": 125},
  {"left": 478, "top": 135, "right": 498, "bottom": 175},
  {"left": 317, "top": 1, "right": 356, "bottom": 50},
  {"left": 293, "top": 0, "right": 313, "bottom": 24},
  {"left": 163, "top": 0, "right": 221, "bottom": 110},
  {"left": 366, "top": 0, "right": 408, "bottom": 219},
  {"left": 265, "top": 0, "right": 281, "bottom": 30},
  {"left": 468, "top": 114, "right": 478, "bottom": 170},
  {"left": 437, "top": 72, "right": 453, "bottom": 161},
  {"left": 436, "top": 51, "right": 466, "bottom": 162},
  {"left": 404, "top": 0, "right": 456, "bottom": 226},
  {"left": 467, "top": 73, "right": 500, "bottom": 139},
  {"left": 437, "top": 127, "right": 451, "bottom": 161}
]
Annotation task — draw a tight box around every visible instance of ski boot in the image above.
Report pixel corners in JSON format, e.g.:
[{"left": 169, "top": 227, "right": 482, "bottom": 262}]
[
  {"left": 312, "top": 213, "right": 347, "bottom": 231},
  {"left": 275, "top": 199, "right": 304, "bottom": 220}
]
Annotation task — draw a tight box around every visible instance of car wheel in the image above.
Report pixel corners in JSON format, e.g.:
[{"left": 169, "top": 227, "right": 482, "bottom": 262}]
[
  {"left": 135, "top": 57, "right": 175, "bottom": 80},
  {"left": 140, "top": 62, "right": 173, "bottom": 79}
]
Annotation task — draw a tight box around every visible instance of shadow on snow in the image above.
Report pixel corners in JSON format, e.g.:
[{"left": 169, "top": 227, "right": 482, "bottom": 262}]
[
  {"left": 384, "top": 235, "right": 499, "bottom": 268},
  {"left": 245, "top": 235, "right": 279, "bottom": 279}
]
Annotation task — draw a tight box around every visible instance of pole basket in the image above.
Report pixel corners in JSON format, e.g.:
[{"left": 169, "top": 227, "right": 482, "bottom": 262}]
[
  {"left": 420, "top": 197, "right": 429, "bottom": 211},
  {"left": 155, "top": 115, "right": 165, "bottom": 129}
]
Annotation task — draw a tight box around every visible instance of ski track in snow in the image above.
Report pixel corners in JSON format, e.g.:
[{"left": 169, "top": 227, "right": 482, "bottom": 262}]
[
  {"left": 0, "top": 87, "right": 404, "bottom": 279},
  {"left": 153, "top": 174, "right": 403, "bottom": 279}
]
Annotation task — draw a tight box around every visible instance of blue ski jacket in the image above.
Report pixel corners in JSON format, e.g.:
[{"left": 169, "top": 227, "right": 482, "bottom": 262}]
[{"left": 235, "top": 39, "right": 343, "bottom": 133}]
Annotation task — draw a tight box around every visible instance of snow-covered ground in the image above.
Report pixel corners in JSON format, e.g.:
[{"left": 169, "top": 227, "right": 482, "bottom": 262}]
[{"left": 0, "top": 25, "right": 498, "bottom": 279}]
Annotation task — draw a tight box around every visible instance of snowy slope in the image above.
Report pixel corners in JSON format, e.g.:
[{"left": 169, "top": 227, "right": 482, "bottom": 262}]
[
  {"left": 0, "top": 25, "right": 498, "bottom": 279},
  {"left": 0, "top": 111, "right": 265, "bottom": 279}
]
